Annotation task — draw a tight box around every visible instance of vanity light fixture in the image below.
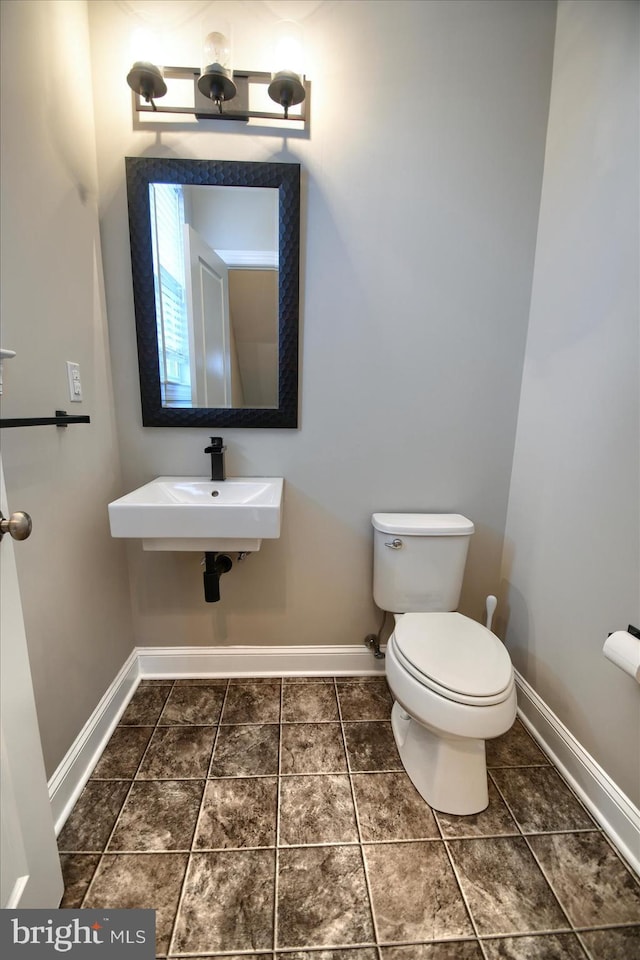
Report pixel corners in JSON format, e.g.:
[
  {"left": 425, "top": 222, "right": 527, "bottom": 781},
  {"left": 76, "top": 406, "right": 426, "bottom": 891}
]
[{"left": 126, "top": 20, "right": 308, "bottom": 124}]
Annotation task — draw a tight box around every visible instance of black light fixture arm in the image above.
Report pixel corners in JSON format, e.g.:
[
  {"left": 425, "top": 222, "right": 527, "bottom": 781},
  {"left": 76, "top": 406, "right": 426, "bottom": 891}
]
[{"left": 128, "top": 65, "right": 307, "bottom": 123}]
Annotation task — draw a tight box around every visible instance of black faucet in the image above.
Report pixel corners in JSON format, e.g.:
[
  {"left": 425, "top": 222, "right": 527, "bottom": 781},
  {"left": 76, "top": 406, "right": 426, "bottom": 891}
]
[{"left": 204, "top": 437, "right": 226, "bottom": 481}]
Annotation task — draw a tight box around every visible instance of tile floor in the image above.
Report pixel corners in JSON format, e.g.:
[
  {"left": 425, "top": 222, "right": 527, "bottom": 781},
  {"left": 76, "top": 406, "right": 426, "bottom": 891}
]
[{"left": 57, "top": 677, "right": 640, "bottom": 959}]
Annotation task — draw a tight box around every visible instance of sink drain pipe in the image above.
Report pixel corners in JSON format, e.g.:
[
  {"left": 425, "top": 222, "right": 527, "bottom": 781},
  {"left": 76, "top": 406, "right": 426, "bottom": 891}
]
[{"left": 203, "top": 552, "right": 233, "bottom": 602}]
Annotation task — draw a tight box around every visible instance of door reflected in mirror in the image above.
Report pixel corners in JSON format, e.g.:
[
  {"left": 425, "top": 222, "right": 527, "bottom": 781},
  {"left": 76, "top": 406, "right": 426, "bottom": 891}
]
[
  {"left": 125, "top": 158, "right": 299, "bottom": 428},
  {"left": 151, "top": 184, "right": 279, "bottom": 410}
]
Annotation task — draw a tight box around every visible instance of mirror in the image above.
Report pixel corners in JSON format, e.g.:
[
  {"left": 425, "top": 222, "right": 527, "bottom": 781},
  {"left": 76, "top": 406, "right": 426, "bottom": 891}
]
[{"left": 125, "top": 158, "right": 300, "bottom": 427}]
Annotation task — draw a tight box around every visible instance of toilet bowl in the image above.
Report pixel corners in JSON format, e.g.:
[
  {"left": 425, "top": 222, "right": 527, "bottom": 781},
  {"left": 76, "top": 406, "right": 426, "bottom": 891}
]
[{"left": 385, "top": 611, "right": 516, "bottom": 815}]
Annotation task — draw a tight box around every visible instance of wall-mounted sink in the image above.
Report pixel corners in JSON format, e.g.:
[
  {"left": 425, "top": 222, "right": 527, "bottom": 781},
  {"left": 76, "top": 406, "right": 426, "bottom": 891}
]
[{"left": 108, "top": 476, "right": 283, "bottom": 551}]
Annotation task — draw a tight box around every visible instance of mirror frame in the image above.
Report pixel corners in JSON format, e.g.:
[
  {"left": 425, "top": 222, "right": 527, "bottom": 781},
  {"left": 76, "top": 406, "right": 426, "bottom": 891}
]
[{"left": 125, "top": 157, "right": 300, "bottom": 428}]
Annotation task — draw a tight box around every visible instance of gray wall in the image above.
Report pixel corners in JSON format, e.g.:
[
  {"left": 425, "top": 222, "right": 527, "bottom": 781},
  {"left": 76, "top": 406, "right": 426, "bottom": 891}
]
[
  {"left": 501, "top": 0, "right": 640, "bottom": 804},
  {"left": 90, "top": 0, "right": 556, "bottom": 649},
  {"left": 0, "top": 0, "right": 136, "bottom": 777}
]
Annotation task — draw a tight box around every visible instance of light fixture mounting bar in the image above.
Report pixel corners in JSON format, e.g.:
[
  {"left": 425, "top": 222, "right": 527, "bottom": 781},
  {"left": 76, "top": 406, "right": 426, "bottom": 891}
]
[{"left": 132, "top": 66, "right": 308, "bottom": 123}]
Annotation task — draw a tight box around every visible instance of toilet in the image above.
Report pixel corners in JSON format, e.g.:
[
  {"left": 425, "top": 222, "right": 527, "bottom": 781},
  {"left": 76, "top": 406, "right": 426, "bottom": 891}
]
[{"left": 372, "top": 512, "right": 516, "bottom": 815}]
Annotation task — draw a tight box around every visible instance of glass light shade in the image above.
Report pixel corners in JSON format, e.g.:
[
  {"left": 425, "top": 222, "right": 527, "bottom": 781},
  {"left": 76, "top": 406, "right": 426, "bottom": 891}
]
[
  {"left": 272, "top": 20, "right": 304, "bottom": 78},
  {"left": 129, "top": 27, "right": 163, "bottom": 68},
  {"left": 198, "top": 28, "right": 236, "bottom": 109},
  {"left": 268, "top": 20, "right": 305, "bottom": 117},
  {"left": 202, "top": 30, "right": 232, "bottom": 76},
  {"left": 127, "top": 27, "right": 166, "bottom": 103}
]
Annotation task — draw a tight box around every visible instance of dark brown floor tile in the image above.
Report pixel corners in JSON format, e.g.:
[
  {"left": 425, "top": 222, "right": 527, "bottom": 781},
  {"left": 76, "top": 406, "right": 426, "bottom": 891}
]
[
  {"left": 486, "top": 720, "right": 549, "bottom": 767},
  {"left": 343, "top": 721, "right": 402, "bottom": 772},
  {"left": 448, "top": 836, "right": 569, "bottom": 935},
  {"left": 188, "top": 956, "right": 272, "bottom": 960},
  {"left": 282, "top": 677, "right": 335, "bottom": 683},
  {"left": 279, "top": 775, "right": 358, "bottom": 845},
  {"left": 107, "top": 780, "right": 204, "bottom": 851},
  {"left": 120, "top": 685, "right": 172, "bottom": 724},
  {"left": 336, "top": 679, "right": 393, "bottom": 720},
  {"left": 57, "top": 781, "right": 130, "bottom": 852},
  {"left": 194, "top": 777, "right": 277, "bottom": 848},
  {"left": 59, "top": 854, "right": 101, "bottom": 907},
  {"left": 90, "top": 726, "right": 153, "bottom": 779},
  {"left": 280, "top": 723, "right": 347, "bottom": 774},
  {"left": 365, "top": 841, "right": 473, "bottom": 942},
  {"left": 352, "top": 771, "right": 439, "bottom": 841},
  {"left": 277, "top": 845, "right": 374, "bottom": 948},
  {"left": 482, "top": 933, "right": 588, "bottom": 959},
  {"left": 490, "top": 767, "right": 595, "bottom": 833},
  {"left": 158, "top": 683, "right": 225, "bottom": 725},
  {"left": 435, "top": 781, "right": 518, "bottom": 839},
  {"left": 381, "top": 944, "right": 483, "bottom": 960},
  {"left": 528, "top": 832, "right": 640, "bottom": 927},
  {"left": 210, "top": 723, "right": 279, "bottom": 776},
  {"left": 83, "top": 852, "right": 188, "bottom": 955},
  {"left": 171, "top": 849, "right": 275, "bottom": 953},
  {"left": 188, "top": 956, "right": 271, "bottom": 960},
  {"left": 221, "top": 679, "right": 281, "bottom": 723},
  {"left": 170, "top": 678, "right": 229, "bottom": 685},
  {"left": 282, "top": 682, "right": 339, "bottom": 722},
  {"left": 278, "top": 951, "right": 378, "bottom": 960},
  {"left": 338, "top": 675, "right": 385, "bottom": 682},
  {"left": 579, "top": 926, "right": 640, "bottom": 959},
  {"left": 136, "top": 726, "right": 215, "bottom": 779},
  {"left": 174, "top": 677, "right": 229, "bottom": 690}
]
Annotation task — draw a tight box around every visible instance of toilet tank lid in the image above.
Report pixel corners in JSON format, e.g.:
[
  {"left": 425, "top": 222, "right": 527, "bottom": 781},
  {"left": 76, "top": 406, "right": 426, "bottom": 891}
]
[{"left": 372, "top": 513, "right": 474, "bottom": 536}]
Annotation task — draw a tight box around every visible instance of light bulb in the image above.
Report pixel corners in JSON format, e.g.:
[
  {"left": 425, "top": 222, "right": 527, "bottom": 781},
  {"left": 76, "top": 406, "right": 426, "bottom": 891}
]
[
  {"left": 202, "top": 31, "right": 232, "bottom": 75},
  {"left": 126, "top": 27, "right": 166, "bottom": 106},
  {"left": 197, "top": 26, "right": 237, "bottom": 112},
  {"left": 268, "top": 20, "right": 305, "bottom": 118},
  {"left": 273, "top": 20, "right": 304, "bottom": 78}
]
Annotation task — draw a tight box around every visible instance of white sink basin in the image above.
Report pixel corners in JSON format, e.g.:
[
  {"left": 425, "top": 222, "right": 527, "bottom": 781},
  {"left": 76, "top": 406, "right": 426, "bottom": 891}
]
[{"left": 108, "top": 476, "right": 283, "bottom": 551}]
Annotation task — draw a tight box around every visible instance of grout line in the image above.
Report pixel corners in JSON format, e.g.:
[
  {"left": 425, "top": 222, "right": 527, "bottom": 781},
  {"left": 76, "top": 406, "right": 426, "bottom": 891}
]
[
  {"left": 489, "top": 773, "right": 577, "bottom": 937},
  {"left": 437, "top": 823, "right": 488, "bottom": 959},
  {"left": 335, "top": 677, "right": 381, "bottom": 951},
  {"left": 79, "top": 681, "right": 176, "bottom": 908},
  {"left": 68, "top": 677, "right": 639, "bottom": 959},
  {"left": 273, "top": 677, "right": 284, "bottom": 953},
  {"left": 165, "top": 678, "right": 230, "bottom": 958}
]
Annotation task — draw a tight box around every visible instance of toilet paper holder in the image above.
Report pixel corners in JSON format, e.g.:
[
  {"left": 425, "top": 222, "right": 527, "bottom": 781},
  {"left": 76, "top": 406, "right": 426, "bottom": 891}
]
[
  {"left": 603, "top": 623, "right": 640, "bottom": 683},
  {"left": 608, "top": 624, "right": 640, "bottom": 641}
]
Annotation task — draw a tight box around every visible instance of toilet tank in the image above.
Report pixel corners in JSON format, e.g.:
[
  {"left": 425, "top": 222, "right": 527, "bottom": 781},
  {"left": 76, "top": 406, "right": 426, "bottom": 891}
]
[{"left": 372, "top": 513, "right": 474, "bottom": 613}]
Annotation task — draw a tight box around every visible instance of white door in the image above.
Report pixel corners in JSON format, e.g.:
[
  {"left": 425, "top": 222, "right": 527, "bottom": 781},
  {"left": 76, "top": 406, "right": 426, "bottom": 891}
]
[
  {"left": 0, "top": 455, "right": 63, "bottom": 907},
  {"left": 184, "top": 225, "right": 236, "bottom": 407}
]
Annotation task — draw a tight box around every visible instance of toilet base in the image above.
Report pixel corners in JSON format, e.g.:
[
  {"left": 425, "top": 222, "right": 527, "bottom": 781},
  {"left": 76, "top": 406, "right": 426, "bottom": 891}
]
[{"left": 391, "top": 701, "right": 489, "bottom": 815}]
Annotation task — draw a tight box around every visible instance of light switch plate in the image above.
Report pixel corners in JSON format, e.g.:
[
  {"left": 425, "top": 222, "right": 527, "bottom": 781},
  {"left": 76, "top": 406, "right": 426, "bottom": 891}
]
[{"left": 66, "top": 361, "right": 82, "bottom": 402}]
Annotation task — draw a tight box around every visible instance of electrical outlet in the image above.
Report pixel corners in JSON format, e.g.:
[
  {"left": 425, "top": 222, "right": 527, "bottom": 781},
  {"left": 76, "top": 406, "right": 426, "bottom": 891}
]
[{"left": 66, "top": 361, "right": 83, "bottom": 402}]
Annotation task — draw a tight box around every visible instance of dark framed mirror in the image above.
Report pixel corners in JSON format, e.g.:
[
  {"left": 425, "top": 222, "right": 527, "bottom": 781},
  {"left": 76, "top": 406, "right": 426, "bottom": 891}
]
[{"left": 125, "top": 157, "right": 300, "bottom": 427}]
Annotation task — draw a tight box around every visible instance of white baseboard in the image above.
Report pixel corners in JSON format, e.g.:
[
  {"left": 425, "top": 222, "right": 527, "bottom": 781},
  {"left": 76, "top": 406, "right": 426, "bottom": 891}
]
[
  {"left": 135, "top": 644, "right": 387, "bottom": 679},
  {"left": 515, "top": 669, "right": 640, "bottom": 875},
  {"left": 48, "top": 651, "right": 140, "bottom": 835},
  {"left": 47, "top": 644, "right": 384, "bottom": 834},
  {"left": 47, "top": 646, "right": 638, "bottom": 878}
]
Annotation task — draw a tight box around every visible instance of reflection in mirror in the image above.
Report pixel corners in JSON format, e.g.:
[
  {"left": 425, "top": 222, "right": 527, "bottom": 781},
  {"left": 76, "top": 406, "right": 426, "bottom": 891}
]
[
  {"left": 151, "top": 185, "right": 278, "bottom": 409},
  {"left": 125, "top": 158, "right": 299, "bottom": 428}
]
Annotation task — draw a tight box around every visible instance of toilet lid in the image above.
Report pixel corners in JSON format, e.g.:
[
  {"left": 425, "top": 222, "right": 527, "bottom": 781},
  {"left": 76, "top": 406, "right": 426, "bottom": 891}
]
[{"left": 393, "top": 612, "right": 513, "bottom": 700}]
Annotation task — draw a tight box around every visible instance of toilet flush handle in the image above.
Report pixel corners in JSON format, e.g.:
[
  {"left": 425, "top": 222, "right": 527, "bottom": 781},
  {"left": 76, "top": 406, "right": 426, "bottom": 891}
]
[{"left": 385, "top": 538, "right": 403, "bottom": 549}]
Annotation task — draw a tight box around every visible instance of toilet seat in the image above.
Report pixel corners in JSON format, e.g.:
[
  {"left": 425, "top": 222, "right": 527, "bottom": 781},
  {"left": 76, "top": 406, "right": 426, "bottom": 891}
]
[{"left": 392, "top": 612, "right": 513, "bottom": 707}]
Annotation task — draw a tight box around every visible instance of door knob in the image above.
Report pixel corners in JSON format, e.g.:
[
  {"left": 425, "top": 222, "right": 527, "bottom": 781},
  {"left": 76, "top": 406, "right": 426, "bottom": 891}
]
[{"left": 0, "top": 510, "right": 32, "bottom": 541}]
